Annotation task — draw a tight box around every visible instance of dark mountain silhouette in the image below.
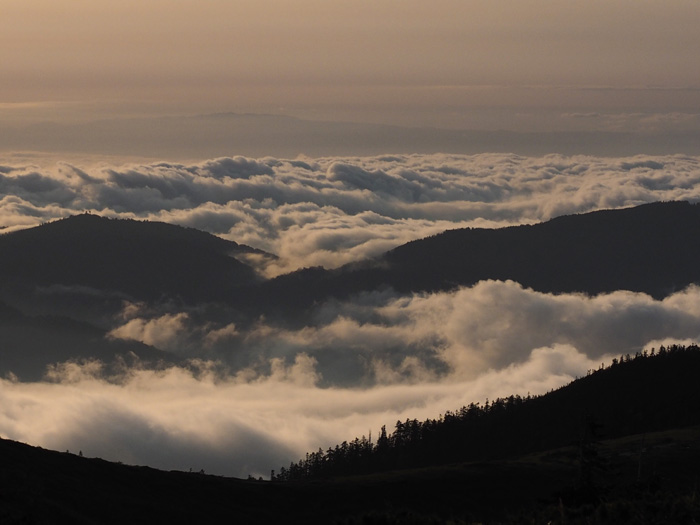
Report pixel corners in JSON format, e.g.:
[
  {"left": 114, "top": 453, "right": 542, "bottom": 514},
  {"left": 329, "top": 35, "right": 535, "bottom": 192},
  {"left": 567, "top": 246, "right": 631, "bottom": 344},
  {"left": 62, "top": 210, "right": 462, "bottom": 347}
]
[
  {"left": 1, "top": 345, "right": 699, "bottom": 524},
  {"left": 0, "top": 214, "right": 269, "bottom": 305},
  {"left": 2, "top": 202, "right": 699, "bottom": 375},
  {"left": 0, "top": 300, "right": 173, "bottom": 381},
  {"left": 4, "top": 202, "right": 699, "bottom": 322},
  {"left": 0, "top": 215, "right": 269, "bottom": 378},
  {"left": 250, "top": 201, "right": 700, "bottom": 316},
  {"left": 381, "top": 200, "right": 700, "bottom": 298},
  {"left": 279, "top": 344, "right": 700, "bottom": 481}
]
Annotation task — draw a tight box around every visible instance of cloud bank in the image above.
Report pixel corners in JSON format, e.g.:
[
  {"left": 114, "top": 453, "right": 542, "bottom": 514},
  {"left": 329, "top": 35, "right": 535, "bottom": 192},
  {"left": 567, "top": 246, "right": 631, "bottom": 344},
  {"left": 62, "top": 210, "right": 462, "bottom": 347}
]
[
  {"left": 109, "top": 281, "right": 700, "bottom": 387},
  {"left": 0, "top": 345, "right": 613, "bottom": 479},
  {"left": 2, "top": 152, "right": 700, "bottom": 478},
  {"left": 2, "top": 153, "right": 700, "bottom": 274},
  {"left": 3, "top": 282, "right": 700, "bottom": 477}
]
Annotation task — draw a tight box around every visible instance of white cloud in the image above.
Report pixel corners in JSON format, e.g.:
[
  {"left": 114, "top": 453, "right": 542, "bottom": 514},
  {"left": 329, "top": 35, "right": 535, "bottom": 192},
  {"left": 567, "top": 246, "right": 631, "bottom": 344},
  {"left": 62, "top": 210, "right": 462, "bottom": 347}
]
[
  {"left": 108, "top": 313, "right": 190, "bottom": 352},
  {"left": 3, "top": 283, "right": 700, "bottom": 477},
  {"left": 0, "top": 344, "right": 606, "bottom": 478},
  {"left": 2, "top": 153, "right": 700, "bottom": 274},
  {"left": 106, "top": 282, "right": 700, "bottom": 389},
  {"left": 3, "top": 152, "right": 700, "bottom": 478}
]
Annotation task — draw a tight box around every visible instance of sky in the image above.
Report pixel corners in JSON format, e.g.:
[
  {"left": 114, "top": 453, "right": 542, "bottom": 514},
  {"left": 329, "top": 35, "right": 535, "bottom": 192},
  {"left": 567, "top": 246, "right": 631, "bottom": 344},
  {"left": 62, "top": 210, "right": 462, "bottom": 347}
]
[
  {"left": 2, "top": 1, "right": 700, "bottom": 479},
  {"left": 2, "top": 0, "right": 699, "bottom": 133}
]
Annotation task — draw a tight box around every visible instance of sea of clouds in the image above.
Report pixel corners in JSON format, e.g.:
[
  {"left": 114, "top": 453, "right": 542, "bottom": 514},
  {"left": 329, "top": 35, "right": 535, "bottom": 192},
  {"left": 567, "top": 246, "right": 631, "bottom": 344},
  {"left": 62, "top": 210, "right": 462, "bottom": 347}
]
[
  {"left": 3, "top": 153, "right": 700, "bottom": 275},
  {"left": 2, "top": 153, "right": 700, "bottom": 477}
]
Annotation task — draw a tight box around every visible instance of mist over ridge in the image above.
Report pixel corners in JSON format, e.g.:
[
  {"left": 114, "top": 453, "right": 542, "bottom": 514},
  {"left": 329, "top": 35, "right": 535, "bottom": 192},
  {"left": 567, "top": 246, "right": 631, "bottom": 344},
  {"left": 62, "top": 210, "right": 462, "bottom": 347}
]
[
  {"left": 2, "top": 151, "right": 700, "bottom": 478},
  {"left": 3, "top": 152, "right": 700, "bottom": 276},
  {"left": 4, "top": 4, "right": 700, "bottom": 518}
]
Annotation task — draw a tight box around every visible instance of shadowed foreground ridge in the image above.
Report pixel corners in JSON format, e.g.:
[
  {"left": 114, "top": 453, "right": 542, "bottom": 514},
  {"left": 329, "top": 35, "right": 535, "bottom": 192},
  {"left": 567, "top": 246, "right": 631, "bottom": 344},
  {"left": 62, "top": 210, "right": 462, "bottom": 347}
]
[
  {"left": 2, "top": 345, "right": 699, "bottom": 524},
  {"left": 278, "top": 344, "right": 700, "bottom": 481}
]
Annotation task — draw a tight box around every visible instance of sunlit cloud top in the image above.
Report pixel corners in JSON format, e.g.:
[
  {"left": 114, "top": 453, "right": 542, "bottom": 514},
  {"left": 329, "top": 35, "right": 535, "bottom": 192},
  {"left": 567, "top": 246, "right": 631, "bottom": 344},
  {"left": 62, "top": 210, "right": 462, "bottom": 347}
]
[{"left": 2, "top": 153, "right": 700, "bottom": 274}]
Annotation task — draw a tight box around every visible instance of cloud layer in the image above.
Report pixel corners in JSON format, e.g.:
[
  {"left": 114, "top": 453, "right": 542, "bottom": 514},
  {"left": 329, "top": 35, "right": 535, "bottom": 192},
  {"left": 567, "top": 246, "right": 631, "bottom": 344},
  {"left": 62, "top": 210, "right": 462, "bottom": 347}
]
[
  {"left": 2, "top": 153, "right": 700, "bottom": 274},
  {"left": 2, "top": 152, "right": 700, "bottom": 478},
  {"left": 3, "top": 282, "right": 700, "bottom": 477},
  {"left": 0, "top": 345, "right": 614, "bottom": 478},
  {"left": 109, "top": 281, "right": 700, "bottom": 387}
]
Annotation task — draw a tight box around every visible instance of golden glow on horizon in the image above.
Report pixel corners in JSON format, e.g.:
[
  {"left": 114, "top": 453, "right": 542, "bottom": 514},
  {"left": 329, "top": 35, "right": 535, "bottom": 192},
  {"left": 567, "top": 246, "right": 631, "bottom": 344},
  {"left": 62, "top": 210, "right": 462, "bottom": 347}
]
[{"left": 0, "top": 0, "right": 698, "bottom": 129}]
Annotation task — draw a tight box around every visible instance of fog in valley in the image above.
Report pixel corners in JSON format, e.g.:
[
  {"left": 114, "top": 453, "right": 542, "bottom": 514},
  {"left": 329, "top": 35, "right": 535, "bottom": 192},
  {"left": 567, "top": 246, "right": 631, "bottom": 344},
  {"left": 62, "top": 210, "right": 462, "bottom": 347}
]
[{"left": 2, "top": 152, "right": 700, "bottom": 477}]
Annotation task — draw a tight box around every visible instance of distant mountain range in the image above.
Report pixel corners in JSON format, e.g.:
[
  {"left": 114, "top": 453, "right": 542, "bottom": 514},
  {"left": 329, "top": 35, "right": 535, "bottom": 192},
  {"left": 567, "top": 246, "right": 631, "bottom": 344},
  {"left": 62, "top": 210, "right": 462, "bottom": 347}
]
[
  {"left": 1, "top": 202, "right": 700, "bottom": 378},
  {"left": 2, "top": 112, "right": 700, "bottom": 159}
]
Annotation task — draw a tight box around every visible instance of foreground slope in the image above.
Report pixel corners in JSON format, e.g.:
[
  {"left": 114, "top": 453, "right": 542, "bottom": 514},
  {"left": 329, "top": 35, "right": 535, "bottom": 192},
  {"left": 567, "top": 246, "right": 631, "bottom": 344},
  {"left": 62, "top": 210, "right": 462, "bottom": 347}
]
[
  {"left": 2, "top": 346, "right": 699, "bottom": 524},
  {"left": 280, "top": 345, "right": 700, "bottom": 481},
  {"left": 4, "top": 428, "right": 699, "bottom": 524}
]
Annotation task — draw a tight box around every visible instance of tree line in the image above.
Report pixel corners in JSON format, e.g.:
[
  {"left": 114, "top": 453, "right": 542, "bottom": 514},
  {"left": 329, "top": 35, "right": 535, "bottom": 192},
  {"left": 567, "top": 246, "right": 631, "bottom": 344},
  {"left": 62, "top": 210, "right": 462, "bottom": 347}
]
[{"left": 273, "top": 344, "right": 700, "bottom": 481}]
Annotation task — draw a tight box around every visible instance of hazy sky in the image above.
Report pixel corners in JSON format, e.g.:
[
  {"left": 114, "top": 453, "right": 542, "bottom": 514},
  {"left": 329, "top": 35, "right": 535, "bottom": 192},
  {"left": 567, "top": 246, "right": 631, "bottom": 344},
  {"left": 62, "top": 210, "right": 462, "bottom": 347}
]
[{"left": 2, "top": 0, "right": 699, "bottom": 129}]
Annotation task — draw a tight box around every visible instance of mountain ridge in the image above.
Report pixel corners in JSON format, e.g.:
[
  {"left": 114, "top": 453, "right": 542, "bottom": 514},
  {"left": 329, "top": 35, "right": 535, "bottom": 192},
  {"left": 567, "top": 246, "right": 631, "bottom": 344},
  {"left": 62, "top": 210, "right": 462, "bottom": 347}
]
[
  {"left": 250, "top": 201, "right": 700, "bottom": 317},
  {"left": 0, "top": 213, "right": 268, "bottom": 304},
  {"left": 2, "top": 202, "right": 700, "bottom": 377}
]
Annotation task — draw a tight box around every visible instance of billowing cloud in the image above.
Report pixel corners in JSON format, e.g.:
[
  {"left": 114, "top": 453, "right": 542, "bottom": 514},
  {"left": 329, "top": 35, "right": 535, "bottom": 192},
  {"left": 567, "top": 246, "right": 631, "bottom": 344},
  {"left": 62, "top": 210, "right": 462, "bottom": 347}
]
[
  {"left": 3, "top": 152, "right": 700, "bottom": 478},
  {"left": 1, "top": 153, "right": 700, "bottom": 275},
  {"left": 0, "top": 344, "right": 609, "bottom": 479},
  {"left": 3, "top": 283, "right": 700, "bottom": 477},
  {"left": 108, "top": 313, "right": 190, "bottom": 352},
  {"left": 106, "top": 282, "right": 700, "bottom": 384}
]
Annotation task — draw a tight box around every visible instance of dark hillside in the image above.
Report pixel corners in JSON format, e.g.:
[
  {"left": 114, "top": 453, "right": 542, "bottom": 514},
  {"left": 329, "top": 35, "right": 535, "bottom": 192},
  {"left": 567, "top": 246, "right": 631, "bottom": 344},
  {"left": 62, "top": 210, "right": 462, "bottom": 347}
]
[
  {"left": 278, "top": 345, "right": 700, "bottom": 481},
  {"left": 3, "top": 203, "right": 699, "bottom": 321},
  {"left": 383, "top": 200, "right": 700, "bottom": 297},
  {"left": 0, "top": 300, "right": 173, "bottom": 381},
  {"left": 2, "top": 347, "right": 700, "bottom": 523},
  {"left": 251, "top": 201, "right": 700, "bottom": 316},
  {"left": 0, "top": 214, "right": 266, "bottom": 303}
]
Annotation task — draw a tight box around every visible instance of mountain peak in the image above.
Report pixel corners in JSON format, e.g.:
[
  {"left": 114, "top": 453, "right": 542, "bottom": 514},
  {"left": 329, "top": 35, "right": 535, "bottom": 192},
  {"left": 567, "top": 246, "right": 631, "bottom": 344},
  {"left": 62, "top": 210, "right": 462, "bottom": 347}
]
[{"left": 0, "top": 215, "right": 263, "bottom": 303}]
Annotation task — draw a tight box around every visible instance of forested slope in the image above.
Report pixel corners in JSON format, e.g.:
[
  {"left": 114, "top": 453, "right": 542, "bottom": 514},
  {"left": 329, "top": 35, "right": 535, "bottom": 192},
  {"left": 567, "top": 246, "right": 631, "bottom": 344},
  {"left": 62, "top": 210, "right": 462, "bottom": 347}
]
[{"left": 277, "top": 344, "right": 700, "bottom": 481}]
